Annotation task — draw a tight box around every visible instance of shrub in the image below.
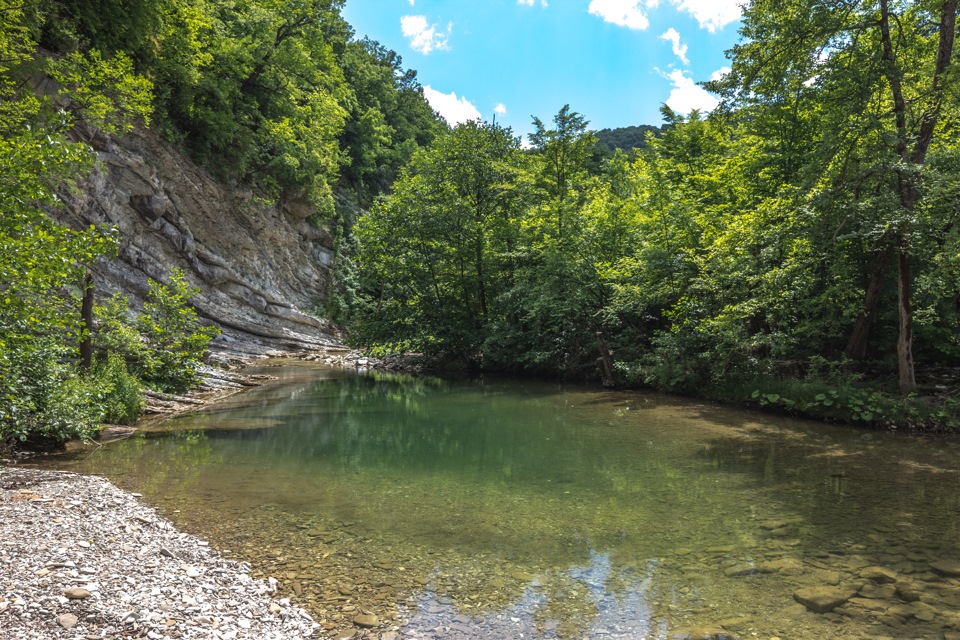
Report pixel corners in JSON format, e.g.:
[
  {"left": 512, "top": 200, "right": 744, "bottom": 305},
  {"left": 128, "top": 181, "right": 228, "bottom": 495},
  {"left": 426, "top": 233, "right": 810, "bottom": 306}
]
[
  {"left": 95, "top": 269, "right": 220, "bottom": 394},
  {"left": 92, "top": 353, "right": 143, "bottom": 424}
]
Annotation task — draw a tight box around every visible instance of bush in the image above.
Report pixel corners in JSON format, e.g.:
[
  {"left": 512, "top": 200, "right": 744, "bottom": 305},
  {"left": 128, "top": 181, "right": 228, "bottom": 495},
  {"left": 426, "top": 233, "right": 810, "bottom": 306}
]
[
  {"left": 95, "top": 269, "right": 220, "bottom": 393},
  {"left": 92, "top": 353, "right": 143, "bottom": 424}
]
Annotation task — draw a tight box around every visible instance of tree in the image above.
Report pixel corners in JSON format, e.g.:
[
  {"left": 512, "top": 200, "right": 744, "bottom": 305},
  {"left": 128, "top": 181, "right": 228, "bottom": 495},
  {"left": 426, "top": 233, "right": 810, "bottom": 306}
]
[
  {"left": 717, "top": 0, "right": 960, "bottom": 394},
  {"left": 0, "top": 0, "right": 152, "bottom": 445},
  {"left": 354, "top": 121, "right": 525, "bottom": 359}
]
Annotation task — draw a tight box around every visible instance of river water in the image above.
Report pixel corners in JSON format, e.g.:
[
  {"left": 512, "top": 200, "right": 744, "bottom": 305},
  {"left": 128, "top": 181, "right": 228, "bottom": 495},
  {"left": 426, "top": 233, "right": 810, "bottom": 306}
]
[{"left": 34, "top": 362, "right": 960, "bottom": 639}]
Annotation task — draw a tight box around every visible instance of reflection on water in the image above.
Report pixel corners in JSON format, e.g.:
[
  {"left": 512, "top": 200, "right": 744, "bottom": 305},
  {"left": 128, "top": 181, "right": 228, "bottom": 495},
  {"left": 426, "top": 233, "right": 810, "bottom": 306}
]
[{"left": 34, "top": 363, "right": 960, "bottom": 639}]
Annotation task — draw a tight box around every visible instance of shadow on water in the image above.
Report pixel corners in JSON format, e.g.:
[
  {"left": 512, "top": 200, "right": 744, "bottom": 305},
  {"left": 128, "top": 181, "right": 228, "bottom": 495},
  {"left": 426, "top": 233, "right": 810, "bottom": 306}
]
[{"left": 31, "top": 365, "right": 960, "bottom": 639}]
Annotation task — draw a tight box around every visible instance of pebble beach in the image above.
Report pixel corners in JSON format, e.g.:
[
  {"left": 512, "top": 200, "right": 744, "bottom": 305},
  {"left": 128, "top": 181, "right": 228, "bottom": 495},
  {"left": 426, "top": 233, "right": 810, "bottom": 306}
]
[{"left": 0, "top": 467, "right": 318, "bottom": 640}]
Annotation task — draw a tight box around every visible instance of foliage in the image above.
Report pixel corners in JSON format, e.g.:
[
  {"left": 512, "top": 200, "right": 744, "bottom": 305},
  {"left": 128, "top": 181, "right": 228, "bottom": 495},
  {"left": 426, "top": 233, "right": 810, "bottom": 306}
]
[
  {"left": 96, "top": 270, "right": 220, "bottom": 394},
  {"left": 594, "top": 124, "right": 662, "bottom": 154},
  {"left": 93, "top": 354, "right": 144, "bottom": 425},
  {"left": 0, "top": 0, "right": 151, "bottom": 449},
  {"left": 351, "top": 2, "right": 960, "bottom": 429}
]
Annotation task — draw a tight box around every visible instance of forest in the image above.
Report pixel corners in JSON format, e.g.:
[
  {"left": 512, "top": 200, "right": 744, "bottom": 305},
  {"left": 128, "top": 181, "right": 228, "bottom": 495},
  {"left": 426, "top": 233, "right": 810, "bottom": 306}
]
[{"left": 3, "top": 0, "right": 960, "bottom": 449}]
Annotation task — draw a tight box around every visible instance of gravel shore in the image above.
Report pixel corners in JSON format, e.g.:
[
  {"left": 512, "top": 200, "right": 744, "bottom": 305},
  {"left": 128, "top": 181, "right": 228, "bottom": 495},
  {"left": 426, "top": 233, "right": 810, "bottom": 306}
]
[{"left": 0, "top": 467, "right": 319, "bottom": 640}]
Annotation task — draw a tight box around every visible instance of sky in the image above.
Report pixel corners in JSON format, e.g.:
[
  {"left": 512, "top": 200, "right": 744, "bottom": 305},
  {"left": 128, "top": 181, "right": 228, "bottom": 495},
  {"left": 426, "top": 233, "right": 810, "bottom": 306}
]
[{"left": 341, "top": 0, "right": 745, "bottom": 139}]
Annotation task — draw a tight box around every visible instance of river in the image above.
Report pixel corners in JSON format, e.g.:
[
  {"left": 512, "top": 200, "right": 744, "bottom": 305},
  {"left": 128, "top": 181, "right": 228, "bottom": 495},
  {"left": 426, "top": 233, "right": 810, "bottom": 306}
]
[{"left": 33, "top": 362, "right": 960, "bottom": 639}]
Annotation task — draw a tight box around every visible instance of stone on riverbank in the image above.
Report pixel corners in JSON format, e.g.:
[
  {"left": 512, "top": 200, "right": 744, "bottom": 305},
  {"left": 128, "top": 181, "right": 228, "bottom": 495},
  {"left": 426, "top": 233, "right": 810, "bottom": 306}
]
[{"left": 0, "top": 468, "right": 318, "bottom": 640}]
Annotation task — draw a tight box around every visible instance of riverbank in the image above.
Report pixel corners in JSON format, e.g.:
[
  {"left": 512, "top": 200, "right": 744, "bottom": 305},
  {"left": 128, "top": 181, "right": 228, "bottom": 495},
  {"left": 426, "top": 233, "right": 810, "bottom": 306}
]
[{"left": 0, "top": 467, "right": 319, "bottom": 639}]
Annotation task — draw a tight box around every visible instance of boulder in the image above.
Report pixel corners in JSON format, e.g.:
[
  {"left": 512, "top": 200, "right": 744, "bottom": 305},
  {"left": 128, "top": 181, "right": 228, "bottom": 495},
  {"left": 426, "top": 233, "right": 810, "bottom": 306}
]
[{"left": 793, "top": 586, "right": 857, "bottom": 613}]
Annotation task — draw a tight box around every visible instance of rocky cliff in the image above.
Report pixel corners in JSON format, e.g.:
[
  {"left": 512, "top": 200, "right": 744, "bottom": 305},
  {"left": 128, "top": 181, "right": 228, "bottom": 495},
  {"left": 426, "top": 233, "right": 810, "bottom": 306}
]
[{"left": 56, "top": 125, "right": 341, "bottom": 356}]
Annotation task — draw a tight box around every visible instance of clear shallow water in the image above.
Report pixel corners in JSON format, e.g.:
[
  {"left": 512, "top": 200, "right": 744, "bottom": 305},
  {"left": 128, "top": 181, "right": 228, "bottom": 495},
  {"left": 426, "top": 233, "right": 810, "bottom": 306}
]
[{"left": 34, "top": 363, "right": 960, "bottom": 639}]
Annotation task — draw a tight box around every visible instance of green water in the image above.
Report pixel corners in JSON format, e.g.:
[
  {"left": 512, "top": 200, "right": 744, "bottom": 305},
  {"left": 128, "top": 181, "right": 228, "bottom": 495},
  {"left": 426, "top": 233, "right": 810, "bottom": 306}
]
[{"left": 35, "top": 363, "right": 960, "bottom": 639}]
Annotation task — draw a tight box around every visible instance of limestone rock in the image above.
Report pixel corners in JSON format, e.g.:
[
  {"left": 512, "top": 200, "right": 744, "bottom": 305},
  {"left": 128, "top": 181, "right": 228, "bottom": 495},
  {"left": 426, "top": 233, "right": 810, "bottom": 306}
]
[
  {"left": 57, "top": 613, "right": 79, "bottom": 629},
  {"left": 860, "top": 566, "right": 897, "bottom": 583},
  {"left": 931, "top": 560, "right": 960, "bottom": 577},
  {"left": 353, "top": 612, "right": 378, "bottom": 628},
  {"left": 56, "top": 125, "right": 339, "bottom": 356},
  {"left": 793, "top": 586, "right": 857, "bottom": 613},
  {"left": 63, "top": 588, "right": 92, "bottom": 600}
]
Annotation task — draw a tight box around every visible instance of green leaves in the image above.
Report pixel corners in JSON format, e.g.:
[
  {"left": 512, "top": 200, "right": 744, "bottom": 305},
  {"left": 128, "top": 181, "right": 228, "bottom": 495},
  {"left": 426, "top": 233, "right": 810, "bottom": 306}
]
[{"left": 97, "top": 269, "right": 220, "bottom": 394}]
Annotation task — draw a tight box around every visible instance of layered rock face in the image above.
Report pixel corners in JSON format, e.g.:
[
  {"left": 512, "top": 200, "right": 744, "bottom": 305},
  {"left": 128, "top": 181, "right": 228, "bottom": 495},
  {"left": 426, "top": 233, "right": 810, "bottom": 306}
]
[{"left": 57, "top": 125, "right": 340, "bottom": 355}]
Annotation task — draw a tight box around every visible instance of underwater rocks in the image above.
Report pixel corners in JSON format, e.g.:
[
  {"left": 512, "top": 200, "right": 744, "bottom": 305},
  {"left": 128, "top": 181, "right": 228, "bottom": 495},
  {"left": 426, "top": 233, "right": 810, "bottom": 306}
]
[{"left": 793, "top": 586, "right": 857, "bottom": 613}]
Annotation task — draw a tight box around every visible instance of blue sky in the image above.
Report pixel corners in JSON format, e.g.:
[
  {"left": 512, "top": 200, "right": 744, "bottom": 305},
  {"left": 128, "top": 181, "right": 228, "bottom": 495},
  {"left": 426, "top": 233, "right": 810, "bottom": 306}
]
[{"left": 341, "top": 0, "right": 744, "bottom": 138}]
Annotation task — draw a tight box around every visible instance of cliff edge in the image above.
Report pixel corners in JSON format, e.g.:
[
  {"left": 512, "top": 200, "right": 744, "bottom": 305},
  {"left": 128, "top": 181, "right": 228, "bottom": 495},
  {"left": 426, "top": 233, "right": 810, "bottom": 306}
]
[{"left": 55, "top": 125, "right": 341, "bottom": 356}]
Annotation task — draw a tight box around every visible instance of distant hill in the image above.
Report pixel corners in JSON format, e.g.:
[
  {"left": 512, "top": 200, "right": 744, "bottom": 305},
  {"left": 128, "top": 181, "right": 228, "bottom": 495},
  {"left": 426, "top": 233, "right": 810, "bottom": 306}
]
[{"left": 594, "top": 124, "right": 663, "bottom": 153}]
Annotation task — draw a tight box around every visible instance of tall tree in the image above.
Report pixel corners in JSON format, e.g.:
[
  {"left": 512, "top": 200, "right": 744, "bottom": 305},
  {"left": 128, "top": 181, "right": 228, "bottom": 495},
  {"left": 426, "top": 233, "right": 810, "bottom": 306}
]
[{"left": 718, "top": 0, "right": 960, "bottom": 394}]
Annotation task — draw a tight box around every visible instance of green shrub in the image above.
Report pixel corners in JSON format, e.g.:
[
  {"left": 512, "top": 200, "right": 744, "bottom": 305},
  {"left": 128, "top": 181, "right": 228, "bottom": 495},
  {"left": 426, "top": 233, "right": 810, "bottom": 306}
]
[
  {"left": 92, "top": 353, "right": 143, "bottom": 424},
  {"left": 96, "top": 269, "right": 220, "bottom": 394}
]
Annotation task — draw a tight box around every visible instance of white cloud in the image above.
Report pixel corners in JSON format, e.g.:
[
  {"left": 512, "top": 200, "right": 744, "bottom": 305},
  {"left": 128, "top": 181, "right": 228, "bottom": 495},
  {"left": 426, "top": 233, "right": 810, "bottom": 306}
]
[
  {"left": 664, "top": 69, "right": 718, "bottom": 114},
  {"left": 408, "top": 0, "right": 414, "bottom": 5},
  {"left": 517, "top": 0, "right": 549, "bottom": 5},
  {"left": 423, "top": 86, "right": 482, "bottom": 126},
  {"left": 660, "top": 28, "right": 689, "bottom": 64},
  {"left": 400, "top": 15, "right": 451, "bottom": 55},
  {"left": 588, "top": 0, "right": 657, "bottom": 31},
  {"left": 494, "top": 103, "right": 508, "bottom": 115},
  {"left": 710, "top": 67, "right": 730, "bottom": 82},
  {"left": 668, "top": 0, "right": 743, "bottom": 33}
]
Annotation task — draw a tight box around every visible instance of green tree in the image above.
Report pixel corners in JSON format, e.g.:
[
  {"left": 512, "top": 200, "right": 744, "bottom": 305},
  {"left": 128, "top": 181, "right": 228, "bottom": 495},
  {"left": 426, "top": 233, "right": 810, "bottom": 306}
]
[
  {"left": 717, "top": 0, "right": 960, "bottom": 394},
  {"left": 0, "top": 0, "right": 151, "bottom": 446}
]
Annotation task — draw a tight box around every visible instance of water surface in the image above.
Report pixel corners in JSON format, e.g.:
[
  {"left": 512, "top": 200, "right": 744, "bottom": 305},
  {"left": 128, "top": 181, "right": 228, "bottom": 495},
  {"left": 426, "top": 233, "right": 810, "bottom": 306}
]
[{"left": 35, "top": 363, "right": 960, "bottom": 639}]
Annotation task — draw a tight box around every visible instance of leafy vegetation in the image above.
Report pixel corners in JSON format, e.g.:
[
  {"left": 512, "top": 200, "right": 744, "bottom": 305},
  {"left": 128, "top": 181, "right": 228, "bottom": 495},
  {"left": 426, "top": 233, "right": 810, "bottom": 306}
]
[
  {"left": 6, "top": 0, "right": 960, "bottom": 444},
  {"left": 352, "top": 1, "right": 960, "bottom": 429},
  {"left": 96, "top": 270, "right": 220, "bottom": 394},
  {"left": 1, "top": 0, "right": 442, "bottom": 448}
]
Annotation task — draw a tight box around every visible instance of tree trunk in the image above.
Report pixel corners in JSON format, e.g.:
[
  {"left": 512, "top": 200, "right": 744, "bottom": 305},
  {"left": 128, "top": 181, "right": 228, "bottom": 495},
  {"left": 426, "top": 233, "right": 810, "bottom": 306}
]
[
  {"left": 596, "top": 331, "right": 615, "bottom": 388},
  {"left": 897, "top": 250, "right": 916, "bottom": 394},
  {"left": 80, "top": 271, "right": 94, "bottom": 371},
  {"left": 844, "top": 243, "right": 893, "bottom": 360},
  {"left": 877, "top": 0, "right": 956, "bottom": 395}
]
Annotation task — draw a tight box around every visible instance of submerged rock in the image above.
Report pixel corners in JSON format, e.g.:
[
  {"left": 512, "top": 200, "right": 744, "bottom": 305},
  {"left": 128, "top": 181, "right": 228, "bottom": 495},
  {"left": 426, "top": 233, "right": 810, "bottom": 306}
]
[
  {"left": 724, "top": 563, "right": 757, "bottom": 577},
  {"left": 793, "top": 586, "right": 857, "bottom": 613},
  {"left": 353, "top": 612, "right": 378, "bottom": 628},
  {"left": 669, "top": 625, "right": 739, "bottom": 640},
  {"left": 931, "top": 560, "right": 960, "bottom": 577},
  {"left": 860, "top": 566, "right": 897, "bottom": 583}
]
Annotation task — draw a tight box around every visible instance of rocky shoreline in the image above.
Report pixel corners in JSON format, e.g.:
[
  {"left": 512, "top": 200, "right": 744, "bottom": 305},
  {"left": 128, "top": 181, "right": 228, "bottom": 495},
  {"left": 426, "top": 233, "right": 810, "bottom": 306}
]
[{"left": 0, "top": 467, "right": 319, "bottom": 639}]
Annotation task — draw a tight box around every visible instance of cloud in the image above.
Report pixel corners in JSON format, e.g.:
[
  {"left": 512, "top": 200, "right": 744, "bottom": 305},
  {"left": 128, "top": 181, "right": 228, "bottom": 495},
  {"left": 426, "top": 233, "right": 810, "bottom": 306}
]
[
  {"left": 668, "top": 0, "right": 743, "bottom": 33},
  {"left": 517, "top": 0, "right": 549, "bottom": 6},
  {"left": 663, "top": 69, "right": 719, "bottom": 114},
  {"left": 660, "top": 28, "right": 689, "bottom": 64},
  {"left": 400, "top": 15, "right": 451, "bottom": 55},
  {"left": 494, "top": 103, "right": 508, "bottom": 115},
  {"left": 423, "top": 86, "right": 482, "bottom": 126},
  {"left": 710, "top": 67, "right": 730, "bottom": 82},
  {"left": 588, "top": 0, "right": 656, "bottom": 31}
]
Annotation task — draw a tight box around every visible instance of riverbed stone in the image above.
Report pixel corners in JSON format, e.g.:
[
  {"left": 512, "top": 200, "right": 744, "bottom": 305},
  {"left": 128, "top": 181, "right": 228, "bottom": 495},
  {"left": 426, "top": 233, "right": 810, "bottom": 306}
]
[
  {"left": 860, "top": 566, "right": 897, "bottom": 583},
  {"left": 63, "top": 588, "right": 92, "bottom": 600},
  {"left": 724, "top": 563, "right": 757, "bottom": 577},
  {"left": 859, "top": 582, "right": 897, "bottom": 599},
  {"left": 794, "top": 586, "right": 857, "bottom": 613},
  {"left": 669, "top": 625, "right": 738, "bottom": 640},
  {"left": 353, "top": 612, "right": 378, "bottom": 628},
  {"left": 931, "top": 560, "right": 960, "bottom": 577},
  {"left": 760, "top": 558, "right": 805, "bottom": 576}
]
